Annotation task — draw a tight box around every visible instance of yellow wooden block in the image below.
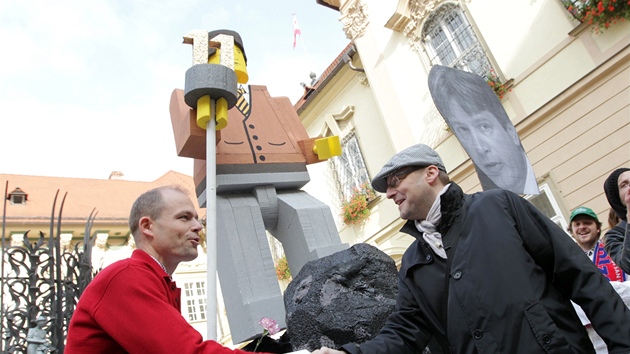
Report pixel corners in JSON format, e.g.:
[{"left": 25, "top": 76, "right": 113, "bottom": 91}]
[
  {"left": 313, "top": 136, "right": 342, "bottom": 160},
  {"left": 216, "top": 97, "right": 228, "bottom": 130},
  {"left": 196, "top": 95, "right": 211, "bottom": 130}
]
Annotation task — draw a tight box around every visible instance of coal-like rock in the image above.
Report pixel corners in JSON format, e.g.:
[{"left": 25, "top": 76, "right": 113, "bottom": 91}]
[
  {"left": 284, "top": 243, "right": 398, "bottom": 351},
  {"left": 241, "top": 332, "right": 293, "bottom": 353}
]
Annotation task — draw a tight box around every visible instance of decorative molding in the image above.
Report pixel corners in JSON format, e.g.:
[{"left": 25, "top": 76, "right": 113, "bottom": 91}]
[
  {"left": 332, "top": 105, "right": 356, "bottom": 122},
  {"left": 340, "top": 0, "right": 369, "bottom": 40},
  {"left": 61, "top": 233, "right": 73, "bottom": 251},
  {"left": 388, "top": 0, "right": 472, "bottom": 49},
  {"left": 357, "top": 73, "right": 370, "bottom": 86},
  {"left": 405, "top": 0, "right": 444, "bottom": 43},
  {"left": 385, "top": 0, "right": 413, "bottom": 32},
  {"left": 95, "top": 232, "right": 109, "bottom": 249}
]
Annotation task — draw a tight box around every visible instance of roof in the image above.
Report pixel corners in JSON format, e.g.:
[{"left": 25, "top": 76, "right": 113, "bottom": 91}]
[
  {"left": 315, "top": 0, "right": 340, "bottom": 11},
  {"left": 294, "top": 42, "right": 354, "bottom": 113},
  {"left": 1, "top": 171, "right": 205, "bottom": 226}
]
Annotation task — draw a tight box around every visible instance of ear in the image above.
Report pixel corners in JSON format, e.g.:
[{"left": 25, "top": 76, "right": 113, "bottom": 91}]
[
  {"left": 425, "top": 165, "right": 441, "bottom": 185},
  {"left": 138, "top": 216, "right": 155, "bottom": 240}
]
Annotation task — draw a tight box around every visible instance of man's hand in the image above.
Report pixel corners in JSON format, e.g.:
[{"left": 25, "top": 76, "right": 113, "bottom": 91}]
[{"left": 311, "top": 347, "right": 345, "bottom": 354}]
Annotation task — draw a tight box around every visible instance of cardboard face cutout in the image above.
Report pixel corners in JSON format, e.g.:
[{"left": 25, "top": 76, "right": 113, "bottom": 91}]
[{"left": 428, "top": 65, "right": 539, "bottom": 195}]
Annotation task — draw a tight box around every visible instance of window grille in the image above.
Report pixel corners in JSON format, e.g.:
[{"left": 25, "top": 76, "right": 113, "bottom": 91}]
[
  {"left": 329, "top": 130, "right": 371, "bottom": 202},
  {"left": 422, "top": 3, "right": 494, "bottom": 80}
]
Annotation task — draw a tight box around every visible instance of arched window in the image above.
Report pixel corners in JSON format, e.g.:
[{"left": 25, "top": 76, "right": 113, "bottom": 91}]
[{"left": 422, "top": 3, "right": 493, "bottom": 78}]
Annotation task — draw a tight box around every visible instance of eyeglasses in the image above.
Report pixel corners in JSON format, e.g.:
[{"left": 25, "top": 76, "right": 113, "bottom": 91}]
[{"left": 386, "top": 167, "right": 421, "bottom": 188}]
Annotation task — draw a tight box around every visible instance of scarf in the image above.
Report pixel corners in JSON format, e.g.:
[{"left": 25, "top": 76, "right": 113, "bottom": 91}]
[
  {"left": 415, "top": 183, "right": 451, "bottom": 259},
  {"left": 593, "top": 242, "right": 627, "bottom": 282}
]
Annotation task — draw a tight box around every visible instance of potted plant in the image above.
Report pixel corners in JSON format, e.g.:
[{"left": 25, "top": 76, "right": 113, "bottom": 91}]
[
  {"left": 563, "top": 0, "right": 630, "bottom": 33},
  {"left": 275, "top": 256, "right": 291, "bottom": 281},
  {"left": 485, "top": 69, "right": 512, "bottom": 100},
  {"left": 341, "top": 182, "right": 377, "bottom": 226}
]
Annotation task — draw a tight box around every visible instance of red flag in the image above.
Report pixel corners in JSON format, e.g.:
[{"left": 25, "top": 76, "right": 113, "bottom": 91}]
[{"left": 292, "top": 13, "right": 302, "bottom": 49}]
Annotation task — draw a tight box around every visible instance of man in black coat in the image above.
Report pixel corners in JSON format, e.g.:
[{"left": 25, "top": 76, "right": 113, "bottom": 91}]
[{"left": 313, "top": 144, "right": 630, "bottom": 354}]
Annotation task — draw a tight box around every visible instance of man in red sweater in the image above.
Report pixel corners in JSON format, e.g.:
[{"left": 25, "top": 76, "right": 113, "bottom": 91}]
[{"left": 66, "top": 185, "right": 261, "bottom": 353}]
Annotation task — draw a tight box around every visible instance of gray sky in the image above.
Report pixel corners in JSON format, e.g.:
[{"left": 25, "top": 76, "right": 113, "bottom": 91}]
[{"left": 0, "top": 0, "right": 349, "bottom": 181}]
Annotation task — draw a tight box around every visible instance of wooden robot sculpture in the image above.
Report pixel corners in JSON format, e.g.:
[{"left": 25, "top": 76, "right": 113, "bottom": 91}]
[{"left": 169, "top": 29, "right": 347, "bottom": 343}]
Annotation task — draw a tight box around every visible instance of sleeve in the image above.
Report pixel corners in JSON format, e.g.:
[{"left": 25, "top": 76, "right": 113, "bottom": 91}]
[
  {"left": 610, "top": 280, "right": 630, "bottom": 308},
  {"left": 506, "top": 192, "right": 630, "bottom": 350},
  {"left": 90, "top": 266, "right": 254, "bottom": 354},
  {"left": 340, "top": 273, "right": 432, "bottom": 354},
  {"left": 604, "top": 221, "right": 630, "bottom": 274}
]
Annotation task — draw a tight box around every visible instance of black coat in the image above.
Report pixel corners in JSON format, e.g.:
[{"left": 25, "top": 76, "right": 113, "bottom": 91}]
[
  {"left": 342, "top": 183, "right": 630, "bottom": 354},
  {"left": 604, "top": 220, "right": 630, "bottom": 274}
]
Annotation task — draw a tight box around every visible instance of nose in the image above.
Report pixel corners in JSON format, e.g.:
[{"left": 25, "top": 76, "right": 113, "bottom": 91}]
[
  {"left": 191, "top": 218, "right": 203, "bottom": 233},
  {"left": 386, "top": 187, "right": 396, "bottom": 199},
  {"left": 470, "top": 132, "right": 489, "bottom": 154}
]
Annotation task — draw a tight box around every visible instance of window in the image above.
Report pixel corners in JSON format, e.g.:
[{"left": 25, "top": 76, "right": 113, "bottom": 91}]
[
  {"left": 525, "top": 183, "right": 568, "bottom": 232},
  {"left": 329, "top": 130, "right": 371, "bottom": 202},
  {"left": 183, "top": 280, "right": 207, "bottom": 322},
  {"left": 422, "top": 3, "right": 494, "bottom": 79},
  {"left": 7, "top": 187, "right": 27, "bottom": 205}
]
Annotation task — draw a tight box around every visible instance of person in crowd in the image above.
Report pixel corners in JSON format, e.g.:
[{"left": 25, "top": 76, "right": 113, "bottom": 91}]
[
  {"left": 608, "top": 208, "right": 621, "bottom": 231},
  {"left": 604, "top": 168, "right": 630, "bottom": 274},
  {"left": 313, "top": 144, "right": 630, "bottom": 354},
  {"left": 567, "top": 206, "right": 629, "bottom": 353},
  {"left": 567, "top": 206, "right": 626, "bottom": 281},
  {"left": 66, "top": 185, "right": 267, "bottom": 354}
]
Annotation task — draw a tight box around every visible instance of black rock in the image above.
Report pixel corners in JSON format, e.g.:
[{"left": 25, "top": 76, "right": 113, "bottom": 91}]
[
  {"left": 284, "top": 243, "right": 398, "bottom": 351},
  {"left": 241, "top": 331, "right": 293, "bottom": 353}
]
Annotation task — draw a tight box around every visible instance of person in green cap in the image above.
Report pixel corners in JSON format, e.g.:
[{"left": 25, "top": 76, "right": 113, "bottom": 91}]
[
  {"left": 568, "top": 207, "right": 601, "bottom": 253},
  {"left": 567, "top": 206, "right": 630, "bottom": 353},
  {"left": 567, "top": 206, "right": 626, "bottom": 281}
]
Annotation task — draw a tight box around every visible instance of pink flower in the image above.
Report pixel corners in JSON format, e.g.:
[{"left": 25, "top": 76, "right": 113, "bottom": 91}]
[
  {"left": 258, "top": 317, "right": 280, "bottom": 335},
  {"left": 254, "top": 317, "right": 280, "bottom": 352}
]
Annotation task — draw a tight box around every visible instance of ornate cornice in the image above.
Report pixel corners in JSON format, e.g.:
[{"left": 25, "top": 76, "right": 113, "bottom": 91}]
[
  {"left": 386, "top": 0, "right": 470, "bottom": 47},
  {"left": 340, "top": 0, "right": 369, "bottom": 40}
]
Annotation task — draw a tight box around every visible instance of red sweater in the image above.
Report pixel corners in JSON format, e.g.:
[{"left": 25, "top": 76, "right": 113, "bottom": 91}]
[{"left": 66, "top": 249, "right": 257, "bottom": 353}]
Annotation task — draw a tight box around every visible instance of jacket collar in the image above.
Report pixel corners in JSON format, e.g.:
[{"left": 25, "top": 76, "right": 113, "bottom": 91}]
[
  {"left": 400, "top": 182, "right": 465, "bottom": 239},
  {"left": 131, "top": 249, "right": 172, "bottom": 281}
]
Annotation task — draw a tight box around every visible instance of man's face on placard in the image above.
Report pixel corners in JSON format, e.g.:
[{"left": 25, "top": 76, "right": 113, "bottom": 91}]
[{"left": 447, "top": 102, "right": 527, "bottom": 191}]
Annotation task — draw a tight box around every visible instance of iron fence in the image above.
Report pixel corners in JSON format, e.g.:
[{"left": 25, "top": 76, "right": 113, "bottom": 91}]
[{"left": 2, "top": 184, "right": 97, "bottom": 354}]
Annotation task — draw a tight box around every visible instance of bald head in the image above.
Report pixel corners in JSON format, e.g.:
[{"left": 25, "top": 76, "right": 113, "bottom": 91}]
[{"left": 129, "top": 185, "right": 189, "bottom": 238}]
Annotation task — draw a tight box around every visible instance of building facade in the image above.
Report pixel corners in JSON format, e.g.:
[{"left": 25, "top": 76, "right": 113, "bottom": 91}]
[{"left": 300, "top": 0, "right": 630, "bottom": 264}]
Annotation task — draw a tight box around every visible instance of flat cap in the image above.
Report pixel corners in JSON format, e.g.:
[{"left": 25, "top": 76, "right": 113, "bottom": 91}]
[{"left": 371, "top": 144, "right": 446, "bottom": 193}]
